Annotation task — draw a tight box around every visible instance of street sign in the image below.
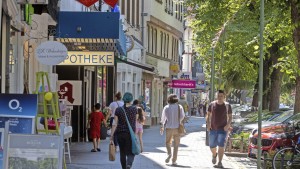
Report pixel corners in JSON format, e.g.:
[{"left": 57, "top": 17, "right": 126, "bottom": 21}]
[{"left": 171, "top": 80, "right": 196, "bottom": 89}]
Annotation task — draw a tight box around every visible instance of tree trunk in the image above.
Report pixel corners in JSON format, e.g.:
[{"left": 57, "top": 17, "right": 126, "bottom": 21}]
[
  {"left": 262, "top": 56, "right": 271, "bottom": 110},
  {"left": 269, "top": 42, "right": 283, "bottom": 111},
  {"left": 291, "top": 0, "right": 300, "bottom": 114},
  {"left": 269, "top": 68, "right": 283, "bottom": 111},
  {"left": 252, "top": 78, "right": 258, "bottom": 110}
]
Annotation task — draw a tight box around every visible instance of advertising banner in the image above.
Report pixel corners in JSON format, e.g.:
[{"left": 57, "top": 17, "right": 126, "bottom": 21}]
[
  {"left": 171, "top": 80, "right": 196, "bottom": 89},
  {"left": 0, "top": 94, "right": 37, "bottom": 169}
]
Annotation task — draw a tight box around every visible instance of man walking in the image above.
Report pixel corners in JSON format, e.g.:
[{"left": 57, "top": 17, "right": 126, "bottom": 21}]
[{"left": 206, "top": 90, "right": 232, "bottom": 168}]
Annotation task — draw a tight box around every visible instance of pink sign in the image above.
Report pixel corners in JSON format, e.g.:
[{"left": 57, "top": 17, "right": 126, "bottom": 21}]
[{"left": 171, "top": 80, "right": 196, "bottom": 89}]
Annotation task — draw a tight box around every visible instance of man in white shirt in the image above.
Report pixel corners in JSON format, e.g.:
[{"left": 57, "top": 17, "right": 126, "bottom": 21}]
[
  {"left": 160, "top": 94, "right": 185, "bottom": 166},
  {"left": 108, "top": 92, "right": 124, "bottom": 152}
]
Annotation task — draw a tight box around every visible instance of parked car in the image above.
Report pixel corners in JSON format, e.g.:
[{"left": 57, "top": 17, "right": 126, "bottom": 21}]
[
  {"left": 248, "top": 111, "right": 300, "bottom": 158},
  {"left": 232, "top": 109, "right": 292, "bottom": 134}
]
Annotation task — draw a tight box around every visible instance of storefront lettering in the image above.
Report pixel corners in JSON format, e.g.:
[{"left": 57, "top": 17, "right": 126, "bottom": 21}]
[{"left": 59, "top": 51, "right": 114, "bottom": 66}]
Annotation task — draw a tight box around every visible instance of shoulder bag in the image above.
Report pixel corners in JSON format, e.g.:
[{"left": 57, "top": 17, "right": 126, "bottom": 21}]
[
  {"left": 120, "top": 106, "right": 141, "bottom": 155},
  {"left": 178, "top": 105, "right": 186, "bottom": 136}
]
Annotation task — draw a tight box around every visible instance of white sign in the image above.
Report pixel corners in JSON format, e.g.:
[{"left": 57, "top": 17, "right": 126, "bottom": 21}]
[
  {"left": 57, "top": 81, "right": 82, "bottom": 105},
  {"left": 59, "top": 51, "right": 115, "bottom": 66},
  {"left": 35, "top": 41, "right": 68, "bottom": 65},
  {"left": 178, "top": 72, "right": 192, "bottom": 80}
]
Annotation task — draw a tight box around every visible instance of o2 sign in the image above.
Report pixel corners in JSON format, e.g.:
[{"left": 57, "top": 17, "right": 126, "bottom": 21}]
[
  {"left": 8, "top": 99, "right": 22, "bottom": 112},
  {"left": 0, "top": 94, "right": 37, "bottom": 117}
]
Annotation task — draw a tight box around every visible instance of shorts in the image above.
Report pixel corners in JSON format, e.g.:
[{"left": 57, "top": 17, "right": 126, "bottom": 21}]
[
  {"left": 209, "top": 130, "right": 227, "bottom": 148},
  {"left": 135, "top": 127, "right": 143, "bottom": 134}
]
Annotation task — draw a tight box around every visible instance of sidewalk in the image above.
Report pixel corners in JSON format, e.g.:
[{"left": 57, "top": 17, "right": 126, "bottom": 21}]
[{"left": 66, "top": 117, "right": 250, "bottom": 169}]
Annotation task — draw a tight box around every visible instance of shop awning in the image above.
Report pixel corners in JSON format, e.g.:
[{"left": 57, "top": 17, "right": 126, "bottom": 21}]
[
  {"left": 56, "top": 12, "right": 126, "bottom": 56},
  {"left": 117, "top": 58, "right": 156, "bottom": 72}
]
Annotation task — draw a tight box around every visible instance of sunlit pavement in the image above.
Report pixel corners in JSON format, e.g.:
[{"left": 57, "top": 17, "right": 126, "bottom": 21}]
[{"left": 66, "top": 117, "right": 251, "bottom": 169}]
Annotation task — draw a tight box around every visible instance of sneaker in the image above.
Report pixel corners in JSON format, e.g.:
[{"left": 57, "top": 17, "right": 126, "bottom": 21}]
[
  {"left": 126, "top": 165, "right": 131, "bottom": 169},
  {"left": 217, "top": 162, "right": 223, "bottom": 168},
  {"left": 165, "top": 154, "right": 172, "bottom": 163},
  {"left": 97, "top": 148, "right": 101, "bottom": 152},
  {"left": 172, "top": 162, "right": 177, "bottom": 166},
  {"left": 212, "top": 154, "right": 217, "bottom": 164},
  {"left": 91, "top": 149, "right": 97, "bottom": 152},
  {"left": 115, "top": 146, "right": 119, "bottom": 152}
]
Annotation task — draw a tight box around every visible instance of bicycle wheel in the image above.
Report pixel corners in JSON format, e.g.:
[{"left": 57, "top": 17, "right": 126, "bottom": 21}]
[{"left": 272, "top": 147, "right": 300, "bottom": 169}]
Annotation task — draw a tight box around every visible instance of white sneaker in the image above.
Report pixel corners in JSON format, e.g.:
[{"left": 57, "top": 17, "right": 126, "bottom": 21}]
[{"left": 115, "top": 146, "right": 119, "bottom": 152}]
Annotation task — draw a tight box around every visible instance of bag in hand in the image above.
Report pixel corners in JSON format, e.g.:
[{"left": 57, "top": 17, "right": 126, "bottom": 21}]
[
  {"left": 109, "top": 143, "right": 116, "bottom": 161},
  {"left": 178, "top": 105, "right": 186, "bottom": 136}
]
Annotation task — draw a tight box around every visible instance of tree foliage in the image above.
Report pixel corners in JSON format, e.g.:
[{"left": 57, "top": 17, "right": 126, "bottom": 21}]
[{"left": 186, "top": 0, "right": 298, "bottom": 110}]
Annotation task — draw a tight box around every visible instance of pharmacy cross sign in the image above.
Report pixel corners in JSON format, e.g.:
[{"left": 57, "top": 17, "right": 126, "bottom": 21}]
[{"left": 77, "top": 0, "right": 98, "bottom": 7}]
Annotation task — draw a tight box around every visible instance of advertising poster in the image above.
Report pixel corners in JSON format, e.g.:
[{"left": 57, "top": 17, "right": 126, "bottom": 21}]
[
  {"left": 5, "top": 134, "right": 61, "bottom": 169},
  {"left": 0, "top": 94, "right": 37, "bottom": 169}
]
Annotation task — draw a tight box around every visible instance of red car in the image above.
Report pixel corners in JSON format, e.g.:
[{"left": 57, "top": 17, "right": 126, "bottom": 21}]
[{"left": 248, "top": 113, "right": 300, "bottom": 158}]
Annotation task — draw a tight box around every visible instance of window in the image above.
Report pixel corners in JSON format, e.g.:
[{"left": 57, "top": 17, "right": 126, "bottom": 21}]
[
  {"left": 164, "top": 33, "right": 166, "bottom": 57},
  {"left": 132, "top": 0, "right": 135, "bottom": 26},
  {"left": 160, "top": 31, "right": 163, "bottom": 57},
  {"left": 147, "top": 25, "right": 150, "bottom": 52},
  {"left": 133, "top": 73, "right": 136, "bottom": 82},
  {"left": 122, "top": 72, "right": 126, "bottom": 81},
  {"left": 154, "top": 29, "right": 157, "bottom": 55},
  {"left": 127, "top": 0, "right": 131, "bottom": 23},
  {"left": 127, "top": 82, "right": 130, "bottom": 91},
  {"left": 133, "top": 84, "right": 136, "bottom": 98},
  {"left": 151, "top": 27, "right": 154, "bottom": 53},
  {"left": 175, "top": 3, "right": 178, "bottom": 19},
  {"left": 122, "top": 83, "right": 125, "bottom": 93},
  {"left": 166, "top": 34, "right": 169, "bottom": 59},
  {"left": 150, "top": 27, "right": 153, "bottom": 53},
  {"left": 137, "top": 0, "right": 140, "bottom": 27},
  {"left": 121, "top": 0, "right": 125, "bottom": 15},
  {"left": 171, "top": 37, "right": 174, "bottom": 61}
]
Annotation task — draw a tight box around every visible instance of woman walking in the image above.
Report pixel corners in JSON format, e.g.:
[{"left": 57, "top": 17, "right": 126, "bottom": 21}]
[
  {"left": 110, "top": 92, "right": 137, "bottom": 169},
  {"left": 136, "top": 107, "right": 145, "bottom": 153},
  {"left": 160, "top": 94, "right": 185, "bottom": 165},
  {"left": 108, "top": 92, "right": 124, "bottom": 152}
]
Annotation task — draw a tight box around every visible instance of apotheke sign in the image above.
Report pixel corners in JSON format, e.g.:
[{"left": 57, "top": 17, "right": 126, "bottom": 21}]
[{"left": 59, "top": 51, "right": 114, "bottom": 66}]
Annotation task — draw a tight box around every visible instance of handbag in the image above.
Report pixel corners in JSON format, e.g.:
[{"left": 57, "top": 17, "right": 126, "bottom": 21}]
[
  {"left": 120, "top": 106, "right": 141, "bottom": 155},
  {"left": 100, "top": 123, "right": 107, "bottom": 140},
  {"left": 109, "top": 143, "right": 116, "bottom": 161},
  {"left": 178, "top": 105, "right": 186, "bottom": 136}
]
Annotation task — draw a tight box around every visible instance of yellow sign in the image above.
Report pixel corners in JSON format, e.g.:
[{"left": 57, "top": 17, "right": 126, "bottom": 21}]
[
  {"left": 59, "top": 51, "right": 114, "bottom": 66},
  {"left": 170, "top": 64, "right": 180, "bottom": 74}
]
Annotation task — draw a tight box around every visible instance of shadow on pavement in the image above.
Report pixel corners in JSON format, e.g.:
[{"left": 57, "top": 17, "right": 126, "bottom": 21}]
[{"left": 166, "top": 164, "right": 192, "bottom": 168}]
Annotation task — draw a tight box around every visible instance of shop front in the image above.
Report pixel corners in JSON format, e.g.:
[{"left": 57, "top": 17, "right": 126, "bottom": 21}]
[{"left": 55, "top": 12, "right": 126, "bottom": 142}]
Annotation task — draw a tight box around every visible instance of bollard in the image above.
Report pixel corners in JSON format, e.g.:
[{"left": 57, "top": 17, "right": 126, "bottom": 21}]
[
  {"left": 240, "top": 136, "right": 244, "bottom": 153},
  {"left": 228, "top": 138, "right": 232, "bottom": 152}
]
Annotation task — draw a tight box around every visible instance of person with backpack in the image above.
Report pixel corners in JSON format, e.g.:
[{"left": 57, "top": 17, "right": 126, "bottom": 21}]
[{"left": 206, "top": 90, "right": 232, "bottom": 168}]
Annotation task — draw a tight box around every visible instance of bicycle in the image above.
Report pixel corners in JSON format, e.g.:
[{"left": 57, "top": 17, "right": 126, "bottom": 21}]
[{"left": 272, "top": 122, "right": 300, "bottom": 169}]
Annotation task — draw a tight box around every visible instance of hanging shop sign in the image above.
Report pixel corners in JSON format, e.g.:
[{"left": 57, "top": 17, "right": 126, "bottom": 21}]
[
  {"left": 35, "top": 41, "right": 68, "bottom": 65},
  {"left": 171, "top": 80, "right": 196, "bottom": 89},
  {"left": 59, "top": 51, "right": 114, "bottom": 66},
  {"left": 170, "top": 64, "right": 180, "bottom": 75},
  {"left": 58, "top": 81, "right": 82, "bottom": 106},
  {"left": 104, "top": 0, "right": 119, "bottom": 8},
  {"left": 77, "top": 0, "right": 98, "bottom": 7},
  {"left": 177, "top": 72, "right": 192, "bottom": 80}
]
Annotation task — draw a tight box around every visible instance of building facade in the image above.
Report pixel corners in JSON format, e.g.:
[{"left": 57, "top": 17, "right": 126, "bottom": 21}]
[{"left": 144, "top": 0, "right": 184, "bottom": 124}]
